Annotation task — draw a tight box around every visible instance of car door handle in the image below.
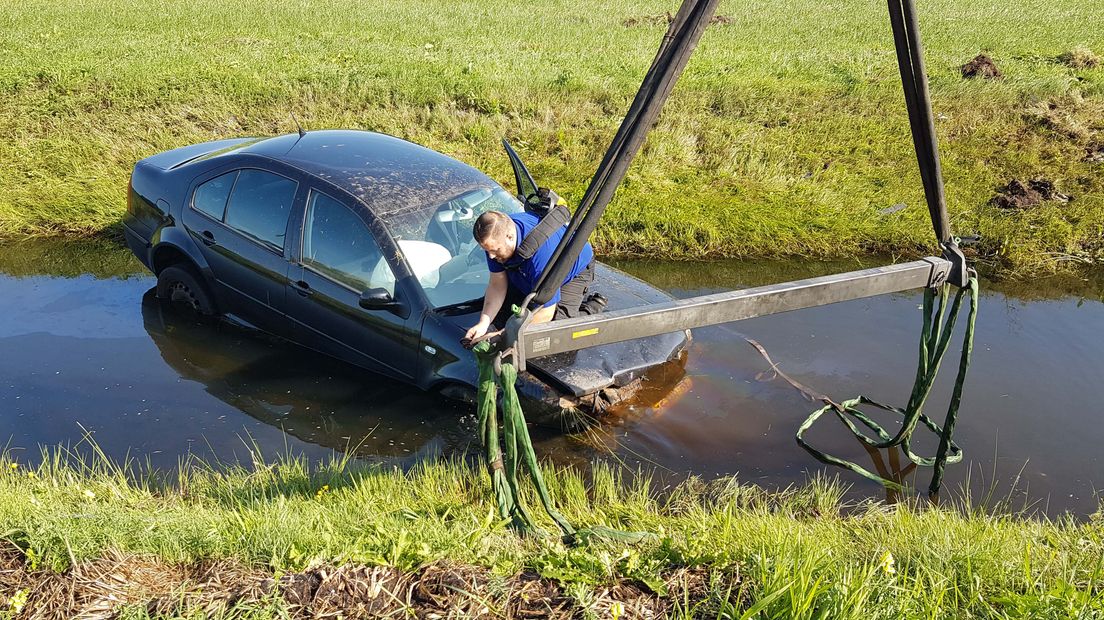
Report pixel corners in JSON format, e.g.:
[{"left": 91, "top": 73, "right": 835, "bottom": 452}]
[
  {"left": 293, "top": 280, "right": 314, "bottom": 297},
  {"left": 200, "top": 230, "right": 217, "bottom": 246}
]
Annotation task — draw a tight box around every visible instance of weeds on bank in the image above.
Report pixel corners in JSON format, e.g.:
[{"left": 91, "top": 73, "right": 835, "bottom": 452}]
[{"left": 1, "top": 440, "right": 1102, "bottom": 617}]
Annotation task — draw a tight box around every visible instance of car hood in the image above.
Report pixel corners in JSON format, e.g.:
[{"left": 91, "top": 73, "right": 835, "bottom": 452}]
[{"left": 440, "top": 262, "right": 690, "bottom": 397}]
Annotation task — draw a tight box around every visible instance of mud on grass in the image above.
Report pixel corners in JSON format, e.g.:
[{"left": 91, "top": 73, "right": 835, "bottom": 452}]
[{"left": 0, "top": 543, "right": 734, "bottom": 619}]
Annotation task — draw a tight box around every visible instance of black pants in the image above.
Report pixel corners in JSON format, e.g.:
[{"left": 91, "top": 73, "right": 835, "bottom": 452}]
[{"left": 493, "top": 262, "right": 596, "bottom": 328}]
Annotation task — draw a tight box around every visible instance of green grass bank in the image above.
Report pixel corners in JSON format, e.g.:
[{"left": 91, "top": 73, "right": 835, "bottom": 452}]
[
  {"left": 1, "top": 449, "right": 1102, "bottom": 618},
  {"left": 0, "top": 0, "right": 1102, "bottom": 275}
]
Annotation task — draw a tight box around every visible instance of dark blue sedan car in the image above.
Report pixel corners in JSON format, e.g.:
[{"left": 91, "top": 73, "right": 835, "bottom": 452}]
[{"left": 123, "top": 129, "right": 689, "bottom": 426}]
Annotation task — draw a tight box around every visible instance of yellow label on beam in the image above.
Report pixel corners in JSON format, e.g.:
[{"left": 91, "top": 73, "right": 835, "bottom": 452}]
[{"left": 572, "top": 328, "right": 600, "bottom": 339}]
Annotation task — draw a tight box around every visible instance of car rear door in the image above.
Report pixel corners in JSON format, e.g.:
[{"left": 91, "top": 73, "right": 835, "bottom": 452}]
[
  {"left": 180, "top": 163, "right": 304, "bottom": 335},
  {"left": 284, "top": 188, "right": 417, "bottom": 380}
]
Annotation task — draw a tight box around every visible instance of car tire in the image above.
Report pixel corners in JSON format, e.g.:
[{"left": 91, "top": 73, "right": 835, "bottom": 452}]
[{"left": 156, "top": 264, "right": 218, "bottom": 317}]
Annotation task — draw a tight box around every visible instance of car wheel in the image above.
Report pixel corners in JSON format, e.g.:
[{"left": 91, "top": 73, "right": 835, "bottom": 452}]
[{"left": 156, "top": 264, "right": 218, "bottom": 316}]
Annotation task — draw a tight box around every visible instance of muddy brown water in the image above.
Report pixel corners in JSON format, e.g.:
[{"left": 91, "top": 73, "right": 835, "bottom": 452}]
[{"left": 2, "top": 239, "right": 1102, "bottom": 516}]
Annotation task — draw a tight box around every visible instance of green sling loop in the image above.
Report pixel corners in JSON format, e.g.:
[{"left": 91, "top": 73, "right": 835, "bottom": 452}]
[
  {"left": 472, "top": 340, "right": 648, "bottom": 544},
  {"left": 795, "top": 276, "right": 979, "bottom": 494}
]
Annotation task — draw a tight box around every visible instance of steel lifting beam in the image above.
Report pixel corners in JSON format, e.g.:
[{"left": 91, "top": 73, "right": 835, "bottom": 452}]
[{"left": 510, "top": 257, "right": 951, "bottom": 371}]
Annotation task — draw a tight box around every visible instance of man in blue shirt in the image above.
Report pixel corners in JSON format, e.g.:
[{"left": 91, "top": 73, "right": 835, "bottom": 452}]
[{"left": 464, "top": 209, "right": 605, "bottom": 342}]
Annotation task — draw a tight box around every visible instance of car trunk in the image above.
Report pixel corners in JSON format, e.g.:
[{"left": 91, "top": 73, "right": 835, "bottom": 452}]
[{"left": 524, "top": 263, "right": 690, "bottom": 397}]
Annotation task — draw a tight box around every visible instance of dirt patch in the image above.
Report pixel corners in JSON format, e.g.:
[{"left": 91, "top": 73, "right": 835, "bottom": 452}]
[
  {"left": 991, "top": 178, "right": 1072, "bottom": 210},
  {"left": 961, "top": 54, "right": 1003, "bottom": 79},
  {"left": 623, "top": 12, "right": 735, "bottom": 27},
  {"left": 1024, "top": 99, "right": 1093, "bottom": 142},
  {"left": 277, "top": 564, "right": 413, "bottom": 618},
  {"left": 1059, "top": 46, "right": 1101, "bottom": 70},
  {"left": 0, "top": 544, "right": 269, "bottom": 619},
  {"left": 1086, "top": 144, "right": 1104, "bottom": 163},
  {"left": 0, "top": 544, "right": 740, "bottom": 618}
]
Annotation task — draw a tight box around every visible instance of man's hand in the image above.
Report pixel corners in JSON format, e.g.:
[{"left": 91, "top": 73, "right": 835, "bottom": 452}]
[
  {"left": 462, "top": 322, "right": 504, "bottom": 350},
  {"left": 464, "top": 271, "right": 507, "bottom": 346},
  {"left": 464, "top": 318, "right": 491, "bottom": 342}
]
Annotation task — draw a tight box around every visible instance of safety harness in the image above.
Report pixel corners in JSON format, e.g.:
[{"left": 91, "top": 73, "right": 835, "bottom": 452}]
[{"left": 501, "top": 203, "right": 571, "bottom": 272}]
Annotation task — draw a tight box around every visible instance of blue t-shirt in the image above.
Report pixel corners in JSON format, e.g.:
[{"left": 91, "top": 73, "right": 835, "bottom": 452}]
[{"left": 487, "top": 211, "right": 594, "bottom": 308}]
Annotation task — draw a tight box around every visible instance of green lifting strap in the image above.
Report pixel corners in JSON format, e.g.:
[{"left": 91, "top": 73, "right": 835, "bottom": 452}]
[
  {"left": 471, "top": 339, "right": 648, "bottom": 544},
  {"left": 795, "top": 276, "right": 979, "bottom": 494}
]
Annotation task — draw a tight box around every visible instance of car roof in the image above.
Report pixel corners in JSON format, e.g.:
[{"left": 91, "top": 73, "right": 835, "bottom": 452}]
[{"left": 237, "top": 130, "right": 497, "bottom": 217}]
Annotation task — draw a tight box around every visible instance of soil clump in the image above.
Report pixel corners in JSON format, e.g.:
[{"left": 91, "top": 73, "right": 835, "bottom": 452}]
[
  {"left": 961, "top": 54, "right": 1003, "bottom": 79},
  {"left": 990, "top": 178, "right": 1071, "bottom": 210}
]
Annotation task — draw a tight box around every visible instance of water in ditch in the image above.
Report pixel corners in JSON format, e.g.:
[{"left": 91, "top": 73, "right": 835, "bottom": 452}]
[{"left": 1, "top": 238, "right": 1101, "bottom": 515}]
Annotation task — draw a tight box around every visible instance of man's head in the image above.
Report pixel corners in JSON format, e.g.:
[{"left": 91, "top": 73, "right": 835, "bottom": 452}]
[{"left": 473, "top": 211, "right": 517, "bottom": 263}]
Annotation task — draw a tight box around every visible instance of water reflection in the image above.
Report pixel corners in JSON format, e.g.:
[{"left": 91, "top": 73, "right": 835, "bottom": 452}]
[
  {"left": 0, "top": 236, "right": 145, "bottom": 278},
  {"left": 859, "top": 444, "right": 918, "bottom": 503},
  {"left": 139, "top": 289, "right": 475, "bottom": 463}
]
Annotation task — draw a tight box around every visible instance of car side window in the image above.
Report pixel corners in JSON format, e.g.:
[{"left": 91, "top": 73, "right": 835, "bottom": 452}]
[
  {"left": 302, "top": 191, "right": 395, "bottom": 293},
  {"left": 223, "top": 169, "right": 297, "bottom": 250},
  {"left": 193, "top": 171, "right": 237, "bottom": 221}
]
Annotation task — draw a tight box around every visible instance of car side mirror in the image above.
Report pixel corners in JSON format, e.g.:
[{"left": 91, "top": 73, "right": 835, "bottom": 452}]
[{"left": 358, "top": 287, "right": 402, "bottom": 311}]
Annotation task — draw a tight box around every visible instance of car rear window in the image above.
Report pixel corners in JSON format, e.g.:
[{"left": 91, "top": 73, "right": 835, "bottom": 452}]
[
  {"left": 224, "top": 169, "right": 297, "bottom": 250},
  {"left": 192, "top": 171, "right": 236, "bottom": 221}
]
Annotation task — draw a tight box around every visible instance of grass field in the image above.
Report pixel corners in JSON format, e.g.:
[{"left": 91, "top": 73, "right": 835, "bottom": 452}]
[
  {"left": 0, "top": 0, "right": 1101, "bottom": 274},
  {"left": 1, "top": 448, "right": 1101, "bottom": 618}
]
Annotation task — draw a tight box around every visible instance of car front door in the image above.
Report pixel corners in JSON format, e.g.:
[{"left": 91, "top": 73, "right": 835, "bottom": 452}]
[
  {"left": 181, "top": 165, "right": 303, "bottom": 335},
  {"left": 284, "top": 188, "right": 417, "bottom": 380},
  {"left": 502, "top": 139, "right": 539, "bottom": 204}
]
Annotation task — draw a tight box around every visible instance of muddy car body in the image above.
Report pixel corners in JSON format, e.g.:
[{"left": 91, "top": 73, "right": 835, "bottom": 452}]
[{"left": 122, "top": 130, "right": 688, "bottom": 426}]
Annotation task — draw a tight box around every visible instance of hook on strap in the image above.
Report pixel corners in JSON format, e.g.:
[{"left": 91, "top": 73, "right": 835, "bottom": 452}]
[{"left": 940, "top": 240, "right": 970, "bottom": 289}]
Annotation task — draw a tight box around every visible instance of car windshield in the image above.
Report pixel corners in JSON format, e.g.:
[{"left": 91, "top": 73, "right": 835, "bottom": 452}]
[{"left": 385, "top": 186, "right": 524, "bottom": 309}]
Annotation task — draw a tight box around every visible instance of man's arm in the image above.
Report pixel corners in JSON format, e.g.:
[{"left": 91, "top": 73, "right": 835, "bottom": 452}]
[{"left": 465, "top": 271, "right": 508, "bottom": 341}]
